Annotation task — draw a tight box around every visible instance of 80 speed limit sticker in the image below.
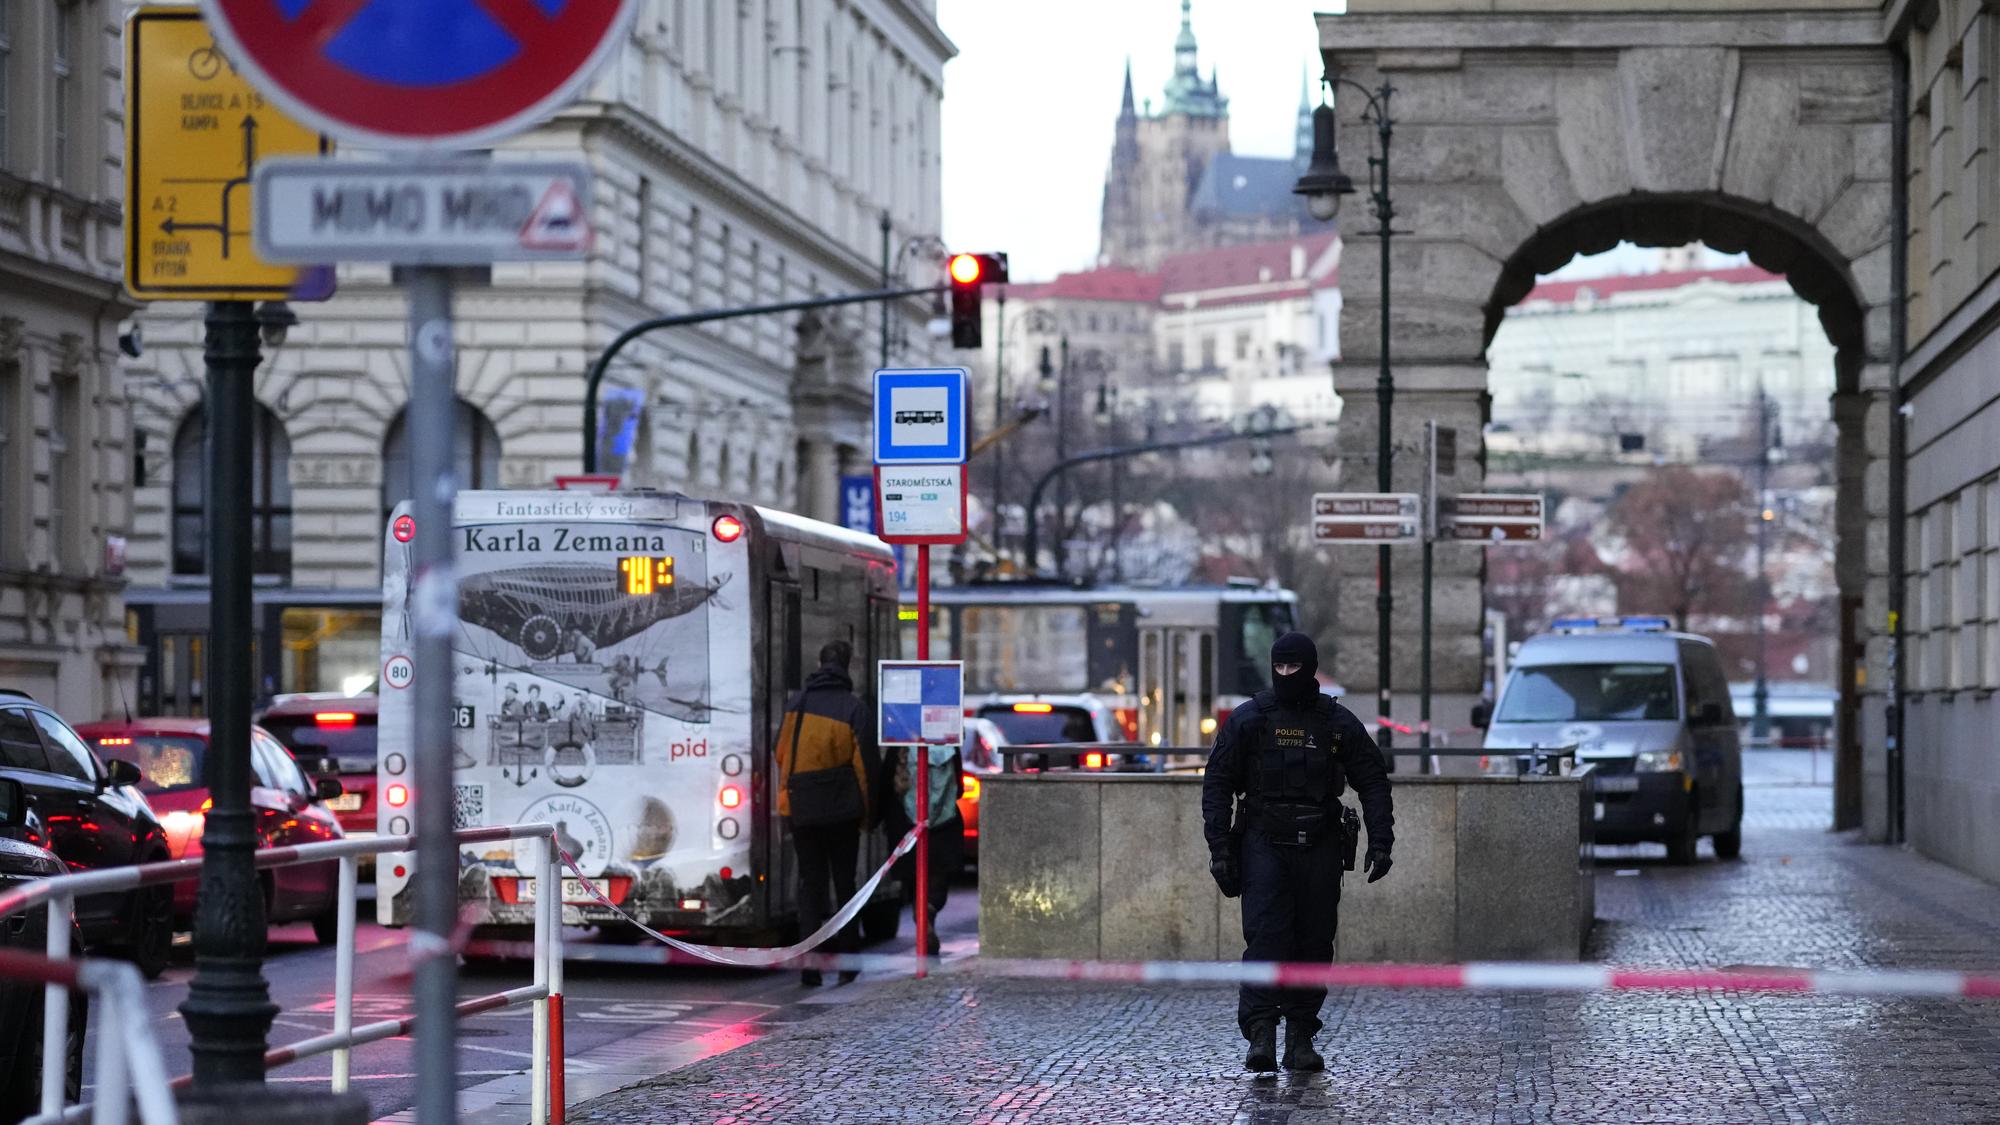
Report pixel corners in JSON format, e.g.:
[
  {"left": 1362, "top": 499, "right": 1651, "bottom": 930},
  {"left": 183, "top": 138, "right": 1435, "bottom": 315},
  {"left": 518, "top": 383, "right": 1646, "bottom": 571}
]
[{"left": 384, "top": 654, "right": 415, "bottom": 689}]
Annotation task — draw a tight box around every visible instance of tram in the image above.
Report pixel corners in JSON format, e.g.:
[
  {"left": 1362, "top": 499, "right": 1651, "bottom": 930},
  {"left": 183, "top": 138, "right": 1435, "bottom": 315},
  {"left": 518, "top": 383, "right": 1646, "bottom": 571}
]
[
  {"left": 377, "top": 490, "right": 905, "bottom": 942},
  {"left": 913, "top": 582, "right": 1299, "bottom": 749}
]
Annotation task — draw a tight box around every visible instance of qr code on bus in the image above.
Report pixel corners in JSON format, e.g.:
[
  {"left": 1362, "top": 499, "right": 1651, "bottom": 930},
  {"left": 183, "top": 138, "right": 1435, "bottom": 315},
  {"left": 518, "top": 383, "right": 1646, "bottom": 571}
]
[{"left": 452, "top": 783, "right": 486, "bottom": 830}]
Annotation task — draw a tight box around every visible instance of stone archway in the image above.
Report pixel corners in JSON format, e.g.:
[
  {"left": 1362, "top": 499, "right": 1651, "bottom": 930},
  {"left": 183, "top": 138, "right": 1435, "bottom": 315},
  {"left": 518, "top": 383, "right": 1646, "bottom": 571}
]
[{"left": 1315, "top": 5, "right": 1894, "bottom": 834}]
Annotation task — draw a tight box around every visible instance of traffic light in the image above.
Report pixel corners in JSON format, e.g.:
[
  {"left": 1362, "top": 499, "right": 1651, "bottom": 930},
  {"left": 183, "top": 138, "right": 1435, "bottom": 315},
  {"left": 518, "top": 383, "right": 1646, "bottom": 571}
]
[{"left": 946, "top": 252, "right": 1008, "bottom": 349}]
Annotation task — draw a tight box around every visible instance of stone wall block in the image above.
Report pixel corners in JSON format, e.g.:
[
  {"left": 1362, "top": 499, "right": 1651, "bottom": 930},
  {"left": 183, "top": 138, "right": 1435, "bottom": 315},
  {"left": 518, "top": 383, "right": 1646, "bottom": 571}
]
[
  {"left": 1719, "top": 66, "right": 1800, "bottom": 203},
  {"left": 1816, "top": 179, "right": 1894, "bottom": 262},
  {"left": 1798, "top": 64, "right": 1895, "bottom": 125},
  {"left": 1770, "top": 126, "right": 1856, "bottom": 227},
  {"left": 1415, "top": 242, "right": 1507, "bottom": 307},
  {"left": 1617, "top": 47, "right": 1734, "bottom": 194},
  {"left": 1852, "top": 122, "right": 1894, "bottom": 182},
  {"left": 1554, "top": 68, "right": 1633, "bottom": 203},
  {"left": 1501, "top": 129, "right": 1584, "bottom": 228},
  {"left": 1461, "top": 64, "right": 1556, "bottom": 123},
  {"left": 1848, "top": 241, "right": 1894, "bottom": 309},
  {"left": 1402, "top": 125, "right": 1503, "bottom": 183}
]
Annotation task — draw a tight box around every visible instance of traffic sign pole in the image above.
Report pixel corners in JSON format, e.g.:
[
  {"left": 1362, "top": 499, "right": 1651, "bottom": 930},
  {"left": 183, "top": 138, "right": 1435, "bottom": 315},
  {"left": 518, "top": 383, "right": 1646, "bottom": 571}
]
[
  {"left": 1420, "top": 423, "right": 1437, "bottom": 771},
  {"left": 913, "top": 546, "right": 931, "bottom": 978},
  {"left": 407, "top": 267, "right": 462, "bottom": 1125}
]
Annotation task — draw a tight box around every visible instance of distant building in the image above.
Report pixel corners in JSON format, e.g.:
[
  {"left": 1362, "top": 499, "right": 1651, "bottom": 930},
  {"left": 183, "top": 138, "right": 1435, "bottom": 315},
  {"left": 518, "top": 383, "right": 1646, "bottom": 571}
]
[
  {"left": 1486, "top": 262, "right": 1839, "bottom": 468},
  {"left": 1097, "top": 1, "right": 1319, "bottom": 270}
]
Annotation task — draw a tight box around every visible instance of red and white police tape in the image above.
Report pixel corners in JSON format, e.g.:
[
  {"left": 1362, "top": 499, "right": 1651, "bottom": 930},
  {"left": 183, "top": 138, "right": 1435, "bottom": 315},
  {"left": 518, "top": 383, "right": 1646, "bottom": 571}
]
[{"left": 479, "top": 855, "right": 2000, "bottom": 1002}]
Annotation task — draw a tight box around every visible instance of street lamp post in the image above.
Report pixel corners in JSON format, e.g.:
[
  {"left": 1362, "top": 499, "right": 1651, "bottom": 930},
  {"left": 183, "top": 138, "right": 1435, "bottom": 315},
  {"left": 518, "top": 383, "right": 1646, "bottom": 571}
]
[
  {"left": 995, "top": 304, "right": 1059, "bottom": 560},
  {"left": 1296, "top": 62, "right": 1398, "bottom": 769}
]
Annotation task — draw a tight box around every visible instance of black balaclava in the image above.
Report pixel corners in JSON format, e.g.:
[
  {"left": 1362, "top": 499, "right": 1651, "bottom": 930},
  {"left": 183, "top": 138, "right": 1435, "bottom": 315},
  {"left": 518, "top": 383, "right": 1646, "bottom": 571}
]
[{"left": 1270, "top": 631, "right": 1320, "bottom": 706}]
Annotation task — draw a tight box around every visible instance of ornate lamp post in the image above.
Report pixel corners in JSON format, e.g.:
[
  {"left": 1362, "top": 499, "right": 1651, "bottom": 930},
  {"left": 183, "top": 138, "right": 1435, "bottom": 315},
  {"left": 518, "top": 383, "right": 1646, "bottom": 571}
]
[{"left": 1296, "top": 61, "right": 1398, "bottom": 768}]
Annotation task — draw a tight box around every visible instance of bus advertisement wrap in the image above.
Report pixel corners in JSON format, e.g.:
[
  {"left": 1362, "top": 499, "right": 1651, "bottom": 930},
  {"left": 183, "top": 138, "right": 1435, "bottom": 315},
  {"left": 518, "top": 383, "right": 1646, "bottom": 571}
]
[{"left": 378, "top": 492, "right": 754, "bottom": 931}]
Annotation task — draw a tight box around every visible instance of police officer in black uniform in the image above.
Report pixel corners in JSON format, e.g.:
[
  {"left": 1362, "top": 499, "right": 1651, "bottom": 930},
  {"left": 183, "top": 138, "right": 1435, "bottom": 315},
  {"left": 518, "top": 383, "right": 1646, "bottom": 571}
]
[{"left": 1201, "top": 631, "right": 1393, "bottom": 1072}]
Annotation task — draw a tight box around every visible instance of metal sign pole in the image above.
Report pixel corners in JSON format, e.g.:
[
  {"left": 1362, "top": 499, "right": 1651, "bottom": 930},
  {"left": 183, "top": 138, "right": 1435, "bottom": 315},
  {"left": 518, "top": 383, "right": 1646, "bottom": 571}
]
[
  {"left": 406, "top": 267, "right": 461, "bottom": 1125},
  {"left": 913, "top": 544, "right": 931, "bottom": 978},
  {"left": 1421, "top": 422, "right": 1435, "bottom": 771}
]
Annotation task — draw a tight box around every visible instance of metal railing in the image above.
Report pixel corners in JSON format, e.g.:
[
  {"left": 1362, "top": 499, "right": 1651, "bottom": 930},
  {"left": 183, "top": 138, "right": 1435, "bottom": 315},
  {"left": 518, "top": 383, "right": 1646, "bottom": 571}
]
[
  {"left": 0, "top": 947, "right": 175, "bottom": 1125},
  {"left": 0, "top": 823, "right": 566, "bottom": 1125}
]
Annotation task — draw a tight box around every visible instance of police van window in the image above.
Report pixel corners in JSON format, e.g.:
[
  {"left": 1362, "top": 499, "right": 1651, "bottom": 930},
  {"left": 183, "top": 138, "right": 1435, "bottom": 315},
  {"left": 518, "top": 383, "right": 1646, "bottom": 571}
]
[
  {"left": 29, "top": 711, "right": 99, "bottom": 782},
  {"left": 1494, "top": 664, "right": 1679, "bottom": 723},
  {"left": 1236, "top": 602, "right": 1294, "bottom": 695},
  {"left": 0, "top": 708, "right": 51, "bottom": 772},
  {"left": 961, "top": 606, "right": 1088, "bottom": 693}
]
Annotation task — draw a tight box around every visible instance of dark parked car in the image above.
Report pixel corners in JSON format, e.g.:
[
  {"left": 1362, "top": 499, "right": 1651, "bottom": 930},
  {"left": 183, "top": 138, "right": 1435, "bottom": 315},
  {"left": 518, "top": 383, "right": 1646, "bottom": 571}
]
[
  {"left": 0, "top": 693, "right": 172, "bottom": 978},
  {"left": 0, "top": 777, "right": 87, "bottom": 1125}
]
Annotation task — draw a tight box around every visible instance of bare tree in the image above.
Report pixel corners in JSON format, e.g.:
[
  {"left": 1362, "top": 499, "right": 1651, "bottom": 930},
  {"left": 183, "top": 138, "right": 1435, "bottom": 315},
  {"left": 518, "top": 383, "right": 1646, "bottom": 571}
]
[{"left": 1605, "top": 467, "right": 1756, "bottom": 631}]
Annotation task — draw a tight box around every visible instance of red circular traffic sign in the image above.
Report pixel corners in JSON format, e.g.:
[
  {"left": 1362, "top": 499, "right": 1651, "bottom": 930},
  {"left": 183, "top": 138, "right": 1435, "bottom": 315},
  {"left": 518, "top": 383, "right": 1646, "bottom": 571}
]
[
  {"left": 392, "top": 514, "right": 416, "bottom": 542},
  {"left": 201, "top": 0, "right": 638, "bottom": 149}
]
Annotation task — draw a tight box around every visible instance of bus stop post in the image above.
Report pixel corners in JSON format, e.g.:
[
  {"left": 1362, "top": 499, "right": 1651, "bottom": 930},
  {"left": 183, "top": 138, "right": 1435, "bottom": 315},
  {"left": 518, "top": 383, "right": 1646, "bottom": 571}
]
[
  {"left": 914, "top": 544, "right": 930, "bottom": 978},
  {"left": 407, "top": 266, "right": 462, "bottom": 1125}
]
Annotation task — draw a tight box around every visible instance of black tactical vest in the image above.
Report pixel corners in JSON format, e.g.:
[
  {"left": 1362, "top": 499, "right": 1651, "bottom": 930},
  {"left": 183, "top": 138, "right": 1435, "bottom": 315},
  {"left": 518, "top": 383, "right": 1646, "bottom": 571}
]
[{"left": 1245, "top": 692, "right": 1344, "bottom": 843}]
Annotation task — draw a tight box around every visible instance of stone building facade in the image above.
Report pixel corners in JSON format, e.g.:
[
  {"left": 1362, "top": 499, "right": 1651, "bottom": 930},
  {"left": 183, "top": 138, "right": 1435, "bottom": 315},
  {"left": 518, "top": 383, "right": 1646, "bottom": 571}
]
[
  {"left": 121, "top": 0, "right": 954, "bottom": 714},
  {"left": 1097, "top": 2, "right": 1315, "bottom": 271},
  {"left": 1890, "top": 0, "right": 2000, "bottom": 884},
  {"left": 0, "top": 1, "right": 143, "bottom": 721}
]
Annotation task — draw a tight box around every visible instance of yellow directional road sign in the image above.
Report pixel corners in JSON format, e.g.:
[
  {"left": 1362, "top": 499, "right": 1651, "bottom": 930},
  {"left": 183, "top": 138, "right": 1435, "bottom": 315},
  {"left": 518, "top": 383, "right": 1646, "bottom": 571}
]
[{"left": 124, "top": 6, "right": 331, "bottom": 302}]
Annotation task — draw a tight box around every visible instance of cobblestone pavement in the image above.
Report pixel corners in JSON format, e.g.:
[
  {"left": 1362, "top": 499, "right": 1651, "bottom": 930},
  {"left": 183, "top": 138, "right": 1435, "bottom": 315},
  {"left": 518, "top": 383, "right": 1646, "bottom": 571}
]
[{"left": 571, "top": 755, "right": 2000, "bottom": 1124}]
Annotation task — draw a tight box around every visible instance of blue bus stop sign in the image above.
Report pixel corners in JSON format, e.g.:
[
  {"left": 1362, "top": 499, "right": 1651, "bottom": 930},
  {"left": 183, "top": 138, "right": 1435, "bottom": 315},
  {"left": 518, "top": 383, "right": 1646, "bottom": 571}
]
[{"left": 873, "top": 368, "right": 967, "bottom": 465}]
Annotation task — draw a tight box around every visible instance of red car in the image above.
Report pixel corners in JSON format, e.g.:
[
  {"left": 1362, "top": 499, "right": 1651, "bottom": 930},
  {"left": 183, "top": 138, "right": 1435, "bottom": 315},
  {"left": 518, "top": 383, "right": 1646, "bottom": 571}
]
[
  {"left": 256, "top": 694, "right": 380, "bottom": 846},
  {"left": 75, "top": 719, "right": 346, "bottom": 944}
]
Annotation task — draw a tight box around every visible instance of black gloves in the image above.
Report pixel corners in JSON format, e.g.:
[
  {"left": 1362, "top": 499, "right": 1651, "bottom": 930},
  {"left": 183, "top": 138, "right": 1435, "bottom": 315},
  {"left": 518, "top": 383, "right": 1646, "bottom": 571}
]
[
  {"left": 1364, "top": 848, "right": 1392, "bottom": 883},
  {"left": 1209, "top": 852, "right": 1242, "bottom": 898}
]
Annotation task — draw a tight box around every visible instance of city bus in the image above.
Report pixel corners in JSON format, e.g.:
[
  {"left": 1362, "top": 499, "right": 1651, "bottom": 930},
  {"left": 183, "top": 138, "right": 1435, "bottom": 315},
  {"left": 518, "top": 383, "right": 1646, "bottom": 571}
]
[
  {"left": 377, "top": 490, "right": 905, "bottom": 943},
  {"left": 911, "top": 582, "right": 1298, "bottom": 750}
]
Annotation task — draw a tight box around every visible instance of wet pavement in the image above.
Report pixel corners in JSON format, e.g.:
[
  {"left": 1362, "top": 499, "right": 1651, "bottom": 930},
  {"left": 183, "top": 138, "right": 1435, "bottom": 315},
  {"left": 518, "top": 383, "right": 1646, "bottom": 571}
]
[{"left": 566, "top": 752, "right": 2000, "bottom": 1124}]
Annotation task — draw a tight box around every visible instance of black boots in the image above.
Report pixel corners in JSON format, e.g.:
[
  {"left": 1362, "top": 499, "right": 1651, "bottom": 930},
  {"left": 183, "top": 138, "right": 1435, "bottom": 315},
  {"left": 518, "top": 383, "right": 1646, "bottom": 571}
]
[
  {"left": 1244, "top": 1022, "right": 1279, "bottom": 1072},
  {"left": 1282, "top": 1022, "right": 1325, "bottom": 1072}
]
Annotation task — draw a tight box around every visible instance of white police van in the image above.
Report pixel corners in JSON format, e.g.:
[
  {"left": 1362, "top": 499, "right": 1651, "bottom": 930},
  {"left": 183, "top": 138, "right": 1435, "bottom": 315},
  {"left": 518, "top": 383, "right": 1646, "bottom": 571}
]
[{"left": 1476, "top": 616, "right": 1743, "bottom": 865}]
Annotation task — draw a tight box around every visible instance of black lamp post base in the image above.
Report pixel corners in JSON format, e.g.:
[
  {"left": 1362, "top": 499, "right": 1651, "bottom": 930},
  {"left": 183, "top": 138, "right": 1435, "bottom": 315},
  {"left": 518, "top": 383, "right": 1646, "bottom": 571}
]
[{"left": 177, "top": 1084, "right": 369, "bottom": 1125}]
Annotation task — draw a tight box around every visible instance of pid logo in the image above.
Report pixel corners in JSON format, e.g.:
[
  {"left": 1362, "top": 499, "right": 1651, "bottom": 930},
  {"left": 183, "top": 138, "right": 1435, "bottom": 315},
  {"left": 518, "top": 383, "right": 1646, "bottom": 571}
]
[{"left": 669, "top": 737, "right": 708, "bottom": 762}]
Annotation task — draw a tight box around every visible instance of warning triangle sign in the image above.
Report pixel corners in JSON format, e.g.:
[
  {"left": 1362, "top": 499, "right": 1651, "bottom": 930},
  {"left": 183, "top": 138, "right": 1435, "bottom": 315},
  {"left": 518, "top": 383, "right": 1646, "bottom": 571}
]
[{"left": 520, "top": 178, "right": 591, "bottom": 252}]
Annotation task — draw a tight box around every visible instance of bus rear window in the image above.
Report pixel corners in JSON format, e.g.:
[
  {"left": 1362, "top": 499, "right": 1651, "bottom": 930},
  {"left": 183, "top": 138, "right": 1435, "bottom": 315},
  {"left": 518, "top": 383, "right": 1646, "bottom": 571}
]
[
  {"left": 979, "top": 705, "right": 1097, "bottom": 744},
  {"left": 262, "top": 717, "right": 379, "bottom": 774},
  {"left": 961, "top": 606, "right": 1089, "bottom": 693},
  {"left": 1232, "top": 601, "right": 1297, "bottom": 695}
]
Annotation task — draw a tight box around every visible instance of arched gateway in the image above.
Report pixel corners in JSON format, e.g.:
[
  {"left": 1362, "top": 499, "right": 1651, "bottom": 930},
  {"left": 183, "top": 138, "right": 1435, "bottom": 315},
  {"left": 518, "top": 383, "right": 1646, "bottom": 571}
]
[{"left": 1315, "top": 4, "right": 1895, "bottom": 837}]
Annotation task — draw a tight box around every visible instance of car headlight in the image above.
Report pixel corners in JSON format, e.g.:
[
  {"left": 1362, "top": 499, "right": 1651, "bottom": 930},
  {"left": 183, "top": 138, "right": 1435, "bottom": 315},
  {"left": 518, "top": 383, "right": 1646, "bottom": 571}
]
[{"left": 1635, "top": 749, "right": 1683, "bottom": 773}]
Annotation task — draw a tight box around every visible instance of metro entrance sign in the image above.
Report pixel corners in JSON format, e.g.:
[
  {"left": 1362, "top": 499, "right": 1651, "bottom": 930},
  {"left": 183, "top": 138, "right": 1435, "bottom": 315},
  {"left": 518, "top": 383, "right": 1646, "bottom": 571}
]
[{"left": 200, "top": 0, "right": 640, "bottom": 150}]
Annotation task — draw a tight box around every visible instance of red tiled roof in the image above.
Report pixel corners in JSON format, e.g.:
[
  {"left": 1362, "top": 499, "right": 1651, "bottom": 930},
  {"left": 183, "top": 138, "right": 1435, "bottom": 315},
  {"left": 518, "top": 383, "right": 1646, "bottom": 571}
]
[
  {"left": 1524, "top": 265, "right": 1783, "bottom": 305},
  {"left": 1158, "top": 232, "right": 1340, "bottom": 298},
  {"left": 997, "top": 268, "right": 1162, "bottom": 304}
]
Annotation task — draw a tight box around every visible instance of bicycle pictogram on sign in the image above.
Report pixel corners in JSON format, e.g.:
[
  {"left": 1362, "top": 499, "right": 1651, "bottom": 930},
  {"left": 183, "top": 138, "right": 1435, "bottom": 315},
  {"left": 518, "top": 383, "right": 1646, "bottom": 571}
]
[{"left": 201, "top": 0, "right": 640, "bottom": 148}]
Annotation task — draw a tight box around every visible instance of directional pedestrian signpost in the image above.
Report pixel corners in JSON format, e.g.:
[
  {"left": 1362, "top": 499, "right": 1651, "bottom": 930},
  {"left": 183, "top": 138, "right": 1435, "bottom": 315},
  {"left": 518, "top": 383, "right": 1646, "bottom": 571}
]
[
  {"left": 1438, "top": 493, "right": 1547, "bottom": 542},
  {"left": 1311, "top": 493, "right": 1423, "bottom": 544},
  {"left": 196, "top": 0, "right": 640, "bottom": 1120},
  {"left": 124, "top": 6, "right": 332, "bottom": 301}
]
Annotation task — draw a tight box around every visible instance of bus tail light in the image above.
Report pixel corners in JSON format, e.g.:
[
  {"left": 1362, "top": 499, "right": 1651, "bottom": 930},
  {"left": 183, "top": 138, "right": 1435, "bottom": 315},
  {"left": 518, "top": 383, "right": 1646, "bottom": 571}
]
[
  {"left": 712, "top": 514, "right": 745, "bottom": 542},
  {"left": 386, "top": 784, "right": 410, "bottom": 808},
  {"left": 719, "top": 785, "right": 742, "bottom": 809}
]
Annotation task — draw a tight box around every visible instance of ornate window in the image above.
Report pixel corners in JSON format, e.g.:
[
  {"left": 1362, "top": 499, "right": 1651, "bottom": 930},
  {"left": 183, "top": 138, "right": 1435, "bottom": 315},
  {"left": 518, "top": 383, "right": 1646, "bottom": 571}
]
[
  {"left": 381, "top": 399, "right": 501, "bottom": 525},
  {"left": 172, "top": 402, "right": 293, "bottom": 577}
]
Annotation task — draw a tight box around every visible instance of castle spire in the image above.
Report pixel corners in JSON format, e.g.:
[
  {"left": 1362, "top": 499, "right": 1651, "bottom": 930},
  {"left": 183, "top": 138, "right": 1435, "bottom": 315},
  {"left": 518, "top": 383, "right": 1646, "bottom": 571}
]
[
  {"left": 1295, "top": 61, "right": 1315, "bottom": 169},
  {"left": 1174, "top": 0, "right": 1198, "bottom": 79},
  {"left": 1121, "top": 57, "right": 1136, "bottom": 118}
]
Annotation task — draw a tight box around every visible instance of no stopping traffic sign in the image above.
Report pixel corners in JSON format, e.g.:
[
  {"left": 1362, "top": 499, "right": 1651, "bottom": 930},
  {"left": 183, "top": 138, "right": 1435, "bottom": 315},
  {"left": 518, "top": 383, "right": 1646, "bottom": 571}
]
[{"left": 201, "top": 0, "right": 639, "bottom": 149}]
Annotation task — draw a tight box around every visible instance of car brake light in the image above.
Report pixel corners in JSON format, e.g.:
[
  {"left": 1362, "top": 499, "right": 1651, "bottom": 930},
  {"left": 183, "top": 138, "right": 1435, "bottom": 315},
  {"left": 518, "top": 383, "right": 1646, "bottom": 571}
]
[
  {"left": 1012, "top": 702, "right": 1054, "bottom": 713},
  {"left": 315, "top": 712, "right": 357, "bottom": 725},
  {"left": 98, "top": 737, "right": 133, "bottom": 747},
  {"left": 961, "top": 773, "right": 981, "bottom": 801},
  {"left": 386, "top": 784, "right": 409, "bottom": 807},
  {"left": 719, "top": 785, "right": 742, "bottom": 809},
  {"left": 712, "top": 514, "right": 745, "bottom": 542},
  {"left": 199, "top": 797, "right": 213, "bottom": 812},
  {"left": 1084, "top": 753, "right": 1104, "bottom": 769}
]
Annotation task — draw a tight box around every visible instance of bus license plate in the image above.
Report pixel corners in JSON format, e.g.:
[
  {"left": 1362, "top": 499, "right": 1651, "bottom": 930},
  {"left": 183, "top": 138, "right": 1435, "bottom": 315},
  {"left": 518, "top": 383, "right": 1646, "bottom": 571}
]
[
  {"left": 518, "top": 877, "right": 596, "bottom": 904},
  {"left": 1595, "top": 776, "right": 1639, "bottom": 793},
  {"left": 325, "top": 793, "right": 362, "bottom": 811}
]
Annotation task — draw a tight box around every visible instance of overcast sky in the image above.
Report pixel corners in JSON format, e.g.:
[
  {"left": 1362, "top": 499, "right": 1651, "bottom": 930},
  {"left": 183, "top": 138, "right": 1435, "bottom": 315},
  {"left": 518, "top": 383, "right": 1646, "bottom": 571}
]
[
  {"left": 932, "top": 1, "right": 1733, "bottom": 285},
  {"left": 936, "top": 0, "right": 1330, "bottom": 281}
]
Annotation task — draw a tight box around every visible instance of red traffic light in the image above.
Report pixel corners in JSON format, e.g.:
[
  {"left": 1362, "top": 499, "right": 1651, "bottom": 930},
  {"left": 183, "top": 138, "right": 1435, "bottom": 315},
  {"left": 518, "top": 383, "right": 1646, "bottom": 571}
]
[{"left": 949, "top": 253, "right": 984, "bottom": 286}]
